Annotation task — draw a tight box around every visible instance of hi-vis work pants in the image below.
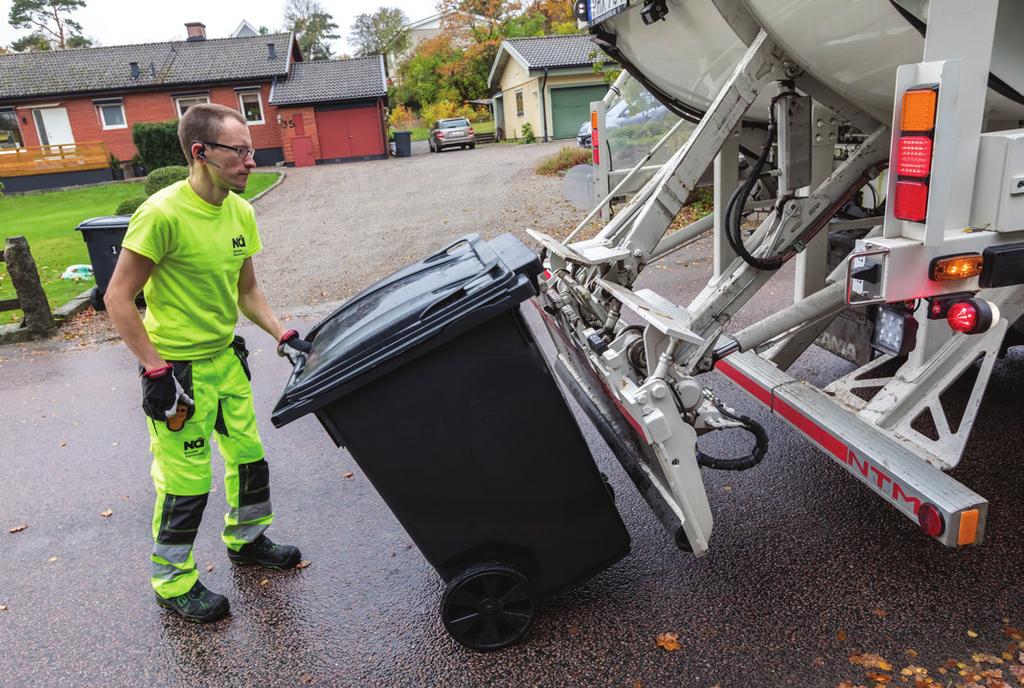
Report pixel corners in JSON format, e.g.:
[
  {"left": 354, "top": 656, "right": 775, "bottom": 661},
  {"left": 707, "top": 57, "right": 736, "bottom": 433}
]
[{"left": 145, "top": 336, "right": 273, "bottom": 599}]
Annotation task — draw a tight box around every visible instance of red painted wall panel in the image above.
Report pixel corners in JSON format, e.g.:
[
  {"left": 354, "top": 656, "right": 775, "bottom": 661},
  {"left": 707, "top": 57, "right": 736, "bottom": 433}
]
[{"left": 9, "top": 82, "right": 282, "bottom": 162}]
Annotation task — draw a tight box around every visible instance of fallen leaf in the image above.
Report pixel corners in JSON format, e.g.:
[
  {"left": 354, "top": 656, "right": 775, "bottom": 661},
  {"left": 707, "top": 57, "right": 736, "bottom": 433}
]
[
  {"left": 837, "top": 628, "right": 847, "bottom": 642},
  {"left": 0, "top": 605, "right": 7, "bottom": 612},
  {"left": 632, "top": 681, "right": 642, "bottom": 688},
  {"left": 813, "top": 656, "right": 825, "bottom": 667},
  {"left": 1003, "top": 627, "right": 1023, "bottom": 640},
  {"left": 849, "top": 652, "right": 893, "bottom": 672},
  {"left": 206, "top": 564, "right": 214, "bottom": 573},
  {"left": 48, "top": 556, "right": 58, "bottom": 562},
  {"left": 300, "top": 674, "right": 313, "bottom": 685},
  {"left": 968, "top": 629, "right": 979, "bottom": 638},
  {"left": 980, "top": 669, "right": 1004, "bottom": 679},
  {"left": 296, "top": 560, "right": 311, "bottom": 570},
  {"left": 722, "top": 485, "right": 733, "bottom": 492},
  {"left": 341, "top": 472, "right": 354, "bottom": 479},
  {"left": 259, "top": 578, "right": 269, "bottom": 585},
  {"left": 59, "top": 441, "right": 66, "bottom": 447},
  {"left": 973, "top": 653, "right": 1003, "bottom": 665},
  {"left": 865, "top": 671, "right": 891, "bottom": 683},
  {"left": 905, "top": 648, "right": 918, "bottom": 658},
  {"left": 100, "top": 509, "right": 113, "bottom": 518},
  {"left": 8, "top": 524, "right": 27, "bottom": 534},
  {"left": 1000, "top": 652, "right": 1013, "bottom": 661},
  {"left": 873, "top": 608, "right": 887, "bottom": 618},
  {"left": 655, "top": 632, "right": 681, "bottom": 652},
  {"left": 1008, "top": 665, "right": 1024, "bottom": 680}
]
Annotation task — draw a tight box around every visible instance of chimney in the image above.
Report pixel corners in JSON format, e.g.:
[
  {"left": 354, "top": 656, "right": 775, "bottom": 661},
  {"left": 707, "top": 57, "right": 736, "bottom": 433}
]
[
  {"left": 267, "top": 43, "right": 276, "bottom": 60},
  {"left": 185, "top": 22, "right": 206, "bottom": 41},
  {"left": 129, "top": 61, "right": 140, "bottom": 79}
]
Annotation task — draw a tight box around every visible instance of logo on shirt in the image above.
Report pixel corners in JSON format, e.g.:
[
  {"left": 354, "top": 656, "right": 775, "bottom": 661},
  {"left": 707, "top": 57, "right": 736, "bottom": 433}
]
[
  {"left": 232, "top": 235, "right": 246, "bottom": 256},
  {"left": 184, "top": 437, "right": 206, "bottom": 456}
]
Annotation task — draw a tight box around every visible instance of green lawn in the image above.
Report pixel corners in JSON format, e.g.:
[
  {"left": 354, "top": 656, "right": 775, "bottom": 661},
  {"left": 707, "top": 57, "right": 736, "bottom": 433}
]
[
  {"left": 408, "top": 119, "right": 495, "bottom": 142},
  {"left": 0, "top": 171, "right": 280, "bottom": 323}
]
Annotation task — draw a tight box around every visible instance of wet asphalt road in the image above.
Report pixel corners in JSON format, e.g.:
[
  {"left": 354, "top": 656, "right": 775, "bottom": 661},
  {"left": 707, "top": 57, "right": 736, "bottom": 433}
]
[{"left": 2, "top": 238, "right": 1024, "bottom": 688}]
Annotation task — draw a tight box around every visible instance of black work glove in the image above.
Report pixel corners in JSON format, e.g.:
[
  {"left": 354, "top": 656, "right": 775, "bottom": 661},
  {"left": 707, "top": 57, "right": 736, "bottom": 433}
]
[
  {"left": 277, "top": 329, "right": 312, "bottom": 363},
  {"left": 141, "top": 364, "right": 193, "bottom": 421}
]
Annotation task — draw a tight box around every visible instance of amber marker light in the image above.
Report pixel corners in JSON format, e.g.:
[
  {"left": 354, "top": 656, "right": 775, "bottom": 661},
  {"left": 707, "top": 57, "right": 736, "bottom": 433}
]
[
  {"left": 900, "top": 87, "right": 938, "bottom": 132},
  {"left": 929, "top": 253, "right": 983, "bottom": 281}
]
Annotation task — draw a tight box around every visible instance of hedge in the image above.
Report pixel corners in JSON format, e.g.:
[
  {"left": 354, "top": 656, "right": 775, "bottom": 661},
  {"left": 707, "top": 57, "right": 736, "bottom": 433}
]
[
  {"left": 132, "top": 120, "right": 187, "bottom": 170},
  {"left": 115, "top": 196, "right": 148, "bottom": 216},
  {"left": 144, "top": 166, "right": 189, "bottom": 196}
]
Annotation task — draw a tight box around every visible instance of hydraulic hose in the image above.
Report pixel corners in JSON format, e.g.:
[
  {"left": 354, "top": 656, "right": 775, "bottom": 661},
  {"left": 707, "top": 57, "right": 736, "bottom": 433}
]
[{"left": 695, "top": 398, "right": 769, "bottom": 471}]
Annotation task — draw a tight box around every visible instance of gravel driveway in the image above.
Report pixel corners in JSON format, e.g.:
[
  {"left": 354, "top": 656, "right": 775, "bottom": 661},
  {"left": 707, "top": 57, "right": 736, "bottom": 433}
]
[{"left": 252, "top": 141, "right": 581, "bottom": 314}]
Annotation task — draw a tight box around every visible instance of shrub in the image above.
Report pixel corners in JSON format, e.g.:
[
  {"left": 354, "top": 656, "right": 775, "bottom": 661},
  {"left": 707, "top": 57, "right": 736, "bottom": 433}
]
[
  {"left": 388, "top": 104, "right": 416, "bottom": 130},
  {"left": 133, "top": 120, "right": 187, "bottom": 169},
  {"left": 144, "top": 166, "right": 189, "bottom": 196},
  {"left": 520, "top": 122, "right": 536, "bottom": 144},
  {"left": 420, "top": 100, "right": 460, "bottom": 124},
  {"left": 535, "top": 146, "right": 591, "bottom": 175},
  {"left": 115, "top": 195, "right": 147, "bottom": 216}
]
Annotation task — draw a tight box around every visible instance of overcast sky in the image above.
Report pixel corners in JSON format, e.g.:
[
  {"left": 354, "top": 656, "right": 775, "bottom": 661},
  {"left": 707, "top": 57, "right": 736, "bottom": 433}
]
[{"left": 0, "top": 0, "right": 440, "bottom": 55}]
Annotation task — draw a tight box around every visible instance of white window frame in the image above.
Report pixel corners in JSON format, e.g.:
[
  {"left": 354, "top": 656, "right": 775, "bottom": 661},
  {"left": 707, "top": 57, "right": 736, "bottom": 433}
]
[
  {"left": 174, "top": 94, "right": 210, "bottom": 118},
  {"left": 237, "top": 90, "right": 265, "bottom": 125},
  {"left": 515, "top": 90, "right": 524, "bottom": 117},
  {"left": 96, "top": 102, "right": 127, "bottom": 130}
]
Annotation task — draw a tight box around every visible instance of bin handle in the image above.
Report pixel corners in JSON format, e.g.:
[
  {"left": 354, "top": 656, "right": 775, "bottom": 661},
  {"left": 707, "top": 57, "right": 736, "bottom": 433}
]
[{"left": 424, "top": 235, "right": 496, "bottom": 271}]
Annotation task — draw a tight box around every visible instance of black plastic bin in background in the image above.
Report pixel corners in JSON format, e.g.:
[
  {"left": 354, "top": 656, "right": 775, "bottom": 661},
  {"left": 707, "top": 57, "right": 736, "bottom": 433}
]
[
  {"left": 393, "top": 130, "right": 412, "bottom": 157},
  {"left": 75, "top": 215, "right": 143, "bottom": 311},
  {"left": 272, "top": 233, "right": 630, "bottom": 651}
]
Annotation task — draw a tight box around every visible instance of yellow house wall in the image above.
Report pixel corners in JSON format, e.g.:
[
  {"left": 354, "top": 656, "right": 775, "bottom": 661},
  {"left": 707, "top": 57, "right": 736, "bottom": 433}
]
[{"left": 497, "top": 56, "right": 609, "bottom": 140}]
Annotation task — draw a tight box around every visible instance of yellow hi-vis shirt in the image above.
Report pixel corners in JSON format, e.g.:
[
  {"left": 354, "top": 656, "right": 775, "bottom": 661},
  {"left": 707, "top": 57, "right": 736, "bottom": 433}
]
[{"left": 121, "top": 180, "right": 262, "bottom": 360}]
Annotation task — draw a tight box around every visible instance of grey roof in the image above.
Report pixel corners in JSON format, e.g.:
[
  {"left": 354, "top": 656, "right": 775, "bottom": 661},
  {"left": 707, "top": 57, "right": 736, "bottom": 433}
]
[
  {"left": 0, "top": 32, "right": 294, "bottom": 101},
  {"left": 270, "top": 56, "right": 386, "bottom": 106},
  {"left": 504, "top": 34, "right": 600, "bottom": 69}
]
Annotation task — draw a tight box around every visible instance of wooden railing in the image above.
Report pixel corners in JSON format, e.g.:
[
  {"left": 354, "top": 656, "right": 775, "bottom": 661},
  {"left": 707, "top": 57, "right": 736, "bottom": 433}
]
[{"left": 0, "top": 141, "right": 110, "bottom": 178}]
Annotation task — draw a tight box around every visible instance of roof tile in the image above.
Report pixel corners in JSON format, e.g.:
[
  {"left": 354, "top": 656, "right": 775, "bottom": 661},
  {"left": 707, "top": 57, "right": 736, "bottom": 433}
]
[{"left": 269, "top": 57, "right": 386, "bottom": 106}]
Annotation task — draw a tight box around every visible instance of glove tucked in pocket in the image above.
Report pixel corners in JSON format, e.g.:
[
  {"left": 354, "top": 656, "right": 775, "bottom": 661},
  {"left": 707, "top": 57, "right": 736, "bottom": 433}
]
[{"left": 231, "top": 335, "right": 252, "bottom": 381}]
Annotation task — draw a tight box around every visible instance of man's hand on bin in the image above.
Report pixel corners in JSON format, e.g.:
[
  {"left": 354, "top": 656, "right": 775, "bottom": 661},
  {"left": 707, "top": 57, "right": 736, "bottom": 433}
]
[
  {"left": 141, "top": 364, "right": 193, "bottom": 421},
  {"left": 278, "top": 329, "right": 312, "bottom": 363}
]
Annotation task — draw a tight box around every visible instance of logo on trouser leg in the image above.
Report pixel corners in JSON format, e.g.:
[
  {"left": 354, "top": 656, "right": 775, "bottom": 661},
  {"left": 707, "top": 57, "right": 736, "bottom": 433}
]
[{"left": 183, "top": 437, "right": 206, "bottom": 456}]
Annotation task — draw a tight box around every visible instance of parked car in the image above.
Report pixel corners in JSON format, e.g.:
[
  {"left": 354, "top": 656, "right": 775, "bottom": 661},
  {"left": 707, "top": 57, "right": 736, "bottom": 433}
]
[
  {"left": 577, "top": 101, "right": 666, "bottom": 148},
  {"left": 429, "top": 118, "right": 476, "bottom": 152}
]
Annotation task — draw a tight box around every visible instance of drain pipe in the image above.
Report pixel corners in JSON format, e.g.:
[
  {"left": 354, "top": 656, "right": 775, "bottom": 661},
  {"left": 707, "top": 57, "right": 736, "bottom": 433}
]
[{"left": 540, "top": 67, "right": 550, "bottom": 143}]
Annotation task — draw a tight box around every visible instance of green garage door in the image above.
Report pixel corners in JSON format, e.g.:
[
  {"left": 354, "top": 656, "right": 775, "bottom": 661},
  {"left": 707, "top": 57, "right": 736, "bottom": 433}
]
[{"left": 551, "top": 85, "right": 609, "bottom": 140}]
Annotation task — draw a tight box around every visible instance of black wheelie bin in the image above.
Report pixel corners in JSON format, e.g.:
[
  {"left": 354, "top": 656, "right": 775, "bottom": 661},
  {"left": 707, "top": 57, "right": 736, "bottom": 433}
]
[
  {"left": 271, "top": 233, "right": 630, "bottom": 651},
  {"left": 75, "top": 216, "right": 143, "bottom": 311}
]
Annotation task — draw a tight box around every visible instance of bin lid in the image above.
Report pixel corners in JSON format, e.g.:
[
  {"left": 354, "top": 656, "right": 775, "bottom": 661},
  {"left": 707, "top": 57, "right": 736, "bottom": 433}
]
[
  {"left": 271, "top": 233, "right": 541, "bottom": 427},
  {"left": 76, "top": 216, "right": 130, "bottom": 232}
]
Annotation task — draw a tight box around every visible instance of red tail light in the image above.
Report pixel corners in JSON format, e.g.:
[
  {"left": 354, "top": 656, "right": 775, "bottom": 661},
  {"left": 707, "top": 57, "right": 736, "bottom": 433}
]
[
  {"left": 917, "top": 502, "right": 945, "bottom": 537},
  {"left": 437, "top": 131, "right": 445, "bottom": 138},
  {"left": 893, "top": 180, "right": 929, "bottom": 222},
  {"left": 468, "top": 128, "right": 475, "bottom": 135},
  {"left": 896, "top": 136, "right": 933, "bottom": 177},
  {"left": 946, "top": 298, "right": 995, "bottom": 335}
]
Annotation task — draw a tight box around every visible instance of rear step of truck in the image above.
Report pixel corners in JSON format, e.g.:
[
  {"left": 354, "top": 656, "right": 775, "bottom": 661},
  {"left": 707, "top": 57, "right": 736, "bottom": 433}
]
[{"left": 716, "top": 352, "right": 988, "bottom": 547}]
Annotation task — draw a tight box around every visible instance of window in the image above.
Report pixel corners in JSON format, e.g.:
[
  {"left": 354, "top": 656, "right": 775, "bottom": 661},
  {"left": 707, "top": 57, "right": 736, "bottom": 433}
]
[
  {"left": 237, "top": 90, "right": 264, "bottom": 124},
  {"left": 96, "top": 102, "right": 126, "bottom": 130},
  {"left": 0, "top": 108, "right": 23, "bottom": 148},
  {"left": 174, "top": 95, "right": 210, "bottom": 117},
  {"left": 515, "top": 90, "right": 524, "bottom": 117}
]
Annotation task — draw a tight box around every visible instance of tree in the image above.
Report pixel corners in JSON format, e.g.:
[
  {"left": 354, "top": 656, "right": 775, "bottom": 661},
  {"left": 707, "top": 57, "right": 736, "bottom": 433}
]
[
  {"left": 283, "top": 0, "right": 339, "bottom": 60},
  {"left": 10, "top": 31, "right": 50, "bottom": 51},
  {"left": 349, "top": 7, "right": 408, "bottom": 57},
  {"left": 8, "top": 0, "right": 88, "bottom": 49},
  {"left": 258, "top": 25, "right": 269, "bottom": 35}
]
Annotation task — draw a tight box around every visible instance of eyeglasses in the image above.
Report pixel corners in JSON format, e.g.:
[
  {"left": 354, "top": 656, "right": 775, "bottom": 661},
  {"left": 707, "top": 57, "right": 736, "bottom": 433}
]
[{"left": 197, "top": 140, "right": 256, "bottom": 160}]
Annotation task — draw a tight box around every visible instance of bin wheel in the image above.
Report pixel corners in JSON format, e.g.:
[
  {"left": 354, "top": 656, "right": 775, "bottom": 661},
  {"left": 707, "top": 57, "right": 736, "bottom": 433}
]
[
  {"left": 89, "top": 287, "right": 105, "bottom": 312},
  {"left": 441, "top": 564, "right": 536, "bottom": 651}
]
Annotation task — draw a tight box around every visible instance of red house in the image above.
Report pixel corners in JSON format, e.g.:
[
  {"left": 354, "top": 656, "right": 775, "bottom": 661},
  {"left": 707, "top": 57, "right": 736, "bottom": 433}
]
[{"left": 0, "top": 23, "right": 389, "bottom": 192}]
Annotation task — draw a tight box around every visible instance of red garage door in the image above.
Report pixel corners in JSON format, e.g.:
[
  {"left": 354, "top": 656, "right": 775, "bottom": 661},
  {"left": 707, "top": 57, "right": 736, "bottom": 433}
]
[{"left": 315, "top": 105, "right": 384, "bottom": 160}]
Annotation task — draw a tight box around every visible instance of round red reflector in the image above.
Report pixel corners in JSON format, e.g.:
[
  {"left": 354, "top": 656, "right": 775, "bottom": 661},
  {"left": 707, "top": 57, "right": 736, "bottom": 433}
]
[
  {"left": 917, "top": 503, "right": 945, "bottom": 537},
  {"left": 947, "top": 302, "right": 978, "bottom": 333}
]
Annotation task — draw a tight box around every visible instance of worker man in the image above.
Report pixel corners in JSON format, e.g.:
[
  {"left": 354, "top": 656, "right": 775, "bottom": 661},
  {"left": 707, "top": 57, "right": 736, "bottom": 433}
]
[{"left": 105, "top": 102, "right": 311, "bottom": 623}]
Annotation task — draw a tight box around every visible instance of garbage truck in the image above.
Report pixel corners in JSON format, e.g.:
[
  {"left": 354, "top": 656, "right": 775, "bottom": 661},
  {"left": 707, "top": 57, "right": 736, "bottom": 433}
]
[{"left": 530, "top": 0, "right": 1024, "bottom": 555}]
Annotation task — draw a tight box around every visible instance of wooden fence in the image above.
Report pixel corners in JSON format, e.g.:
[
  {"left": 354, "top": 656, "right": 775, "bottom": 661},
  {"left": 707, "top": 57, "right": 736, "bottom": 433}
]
[{"left": 0, "top": 141, "right": 110, "bottom": 178}]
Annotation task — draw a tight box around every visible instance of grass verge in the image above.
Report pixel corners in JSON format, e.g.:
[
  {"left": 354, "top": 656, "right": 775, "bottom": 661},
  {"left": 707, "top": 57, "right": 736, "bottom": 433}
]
[{"left": 535, "top": 146, "right": 592, "bottom": 176}]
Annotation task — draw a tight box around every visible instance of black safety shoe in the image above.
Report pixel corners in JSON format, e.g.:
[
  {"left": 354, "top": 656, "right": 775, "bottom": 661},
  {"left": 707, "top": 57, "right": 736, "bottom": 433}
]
[
  {"left": 155, "top": 581, "right": 229, "bottom": 623},
  {"left": 227, "top": 534, "right": 301, "bottom": 569}
]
